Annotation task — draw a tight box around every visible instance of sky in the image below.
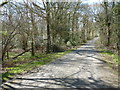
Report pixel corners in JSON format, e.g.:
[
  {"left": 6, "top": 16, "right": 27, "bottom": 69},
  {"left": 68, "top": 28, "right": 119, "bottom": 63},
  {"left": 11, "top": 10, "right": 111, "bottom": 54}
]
[
  {"left": 0, "top": 0, "right": 101, "bottom": 4},
  {"left": 82, "top": 0, "right": 101, "bottom": 4},
  {"left": 0, "top": 0, "right": 119, "bottom": 5}
]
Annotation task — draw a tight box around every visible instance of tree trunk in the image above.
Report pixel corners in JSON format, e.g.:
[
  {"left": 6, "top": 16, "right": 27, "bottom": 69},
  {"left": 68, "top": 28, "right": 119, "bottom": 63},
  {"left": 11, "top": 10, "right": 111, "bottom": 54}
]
[
  {"left": 2, "top": 52, "right": 5, "bottom": 61},
  {"left": 13, "top": 48, "right": 31, "bottom": 59},
  {"left": 72, "top": 16, "right": 74, "bottom": 41},
  {"left": 7, "top": 51, "right": 9, "bottom": 59},
  {"left": 107, "top": 24, "right": 111, "bottom": 47},
  {"left": 2, "top": 45, "right": 7, "bottom": 61},
  {"left": 46, "top": 2, "right": 50, "bottom": 54},
  {"left": 104, "top": 1, "right": 111, "bottom": 47},
  {"left": 82, "top": 23, "right": 86, "bottom": 43},
  {"left": 31, "top": 38, "right": 35, "bottom": 56}
]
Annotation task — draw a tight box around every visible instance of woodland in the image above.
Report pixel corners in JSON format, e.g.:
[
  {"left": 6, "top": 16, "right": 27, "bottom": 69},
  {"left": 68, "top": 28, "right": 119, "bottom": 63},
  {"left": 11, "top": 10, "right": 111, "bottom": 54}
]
[{"left": 0, "top": 0, "right": 120, "bottom": 82}]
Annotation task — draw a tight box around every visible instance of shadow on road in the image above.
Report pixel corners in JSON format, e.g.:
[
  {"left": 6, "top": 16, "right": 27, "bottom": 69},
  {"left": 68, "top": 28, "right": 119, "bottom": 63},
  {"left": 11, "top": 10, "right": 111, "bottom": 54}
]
[
  {"left": 2, "top": 76, "right": 118, "bottom": 90},
  {"left": 2, "top": 38, "right": 118, "bottom": 90}
]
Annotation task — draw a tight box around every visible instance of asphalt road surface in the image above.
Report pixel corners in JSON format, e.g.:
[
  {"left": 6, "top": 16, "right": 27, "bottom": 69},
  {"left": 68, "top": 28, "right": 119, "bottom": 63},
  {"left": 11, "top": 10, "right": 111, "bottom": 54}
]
[{"left": 2, "top": 37, "right": 119, "bottom": 89}]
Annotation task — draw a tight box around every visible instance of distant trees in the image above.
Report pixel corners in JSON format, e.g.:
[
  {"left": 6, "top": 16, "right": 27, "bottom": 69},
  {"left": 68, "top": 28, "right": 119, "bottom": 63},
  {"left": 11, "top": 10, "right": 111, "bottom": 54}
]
[
  {"left": 1, "top": 0, "right": 97, "bottom": 61},
  {"left": 114, "top": 2, "right": 120, "bottom": 57},
  {"left": 31, "top": 2, "right": 83, "bottom": 51},
  {"left": 93, "top": 1, "right": 120, "bottom": 56}
]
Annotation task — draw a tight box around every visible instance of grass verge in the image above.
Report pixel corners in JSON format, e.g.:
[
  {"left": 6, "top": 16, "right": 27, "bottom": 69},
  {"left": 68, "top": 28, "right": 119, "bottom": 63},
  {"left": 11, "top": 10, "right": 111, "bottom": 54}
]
[
  {"left": 2, "top": 50, "right": 73, "bottom": 82},
  {"left": 100, "top": 49, "right": 120, "bottom": 65},
  {"left": 95, "top": 39, "right": 119, "bottom": 73}
]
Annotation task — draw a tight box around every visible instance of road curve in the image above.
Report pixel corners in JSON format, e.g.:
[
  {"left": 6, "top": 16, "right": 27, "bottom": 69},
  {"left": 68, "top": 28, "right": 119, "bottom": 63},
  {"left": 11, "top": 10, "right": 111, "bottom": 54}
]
[{"left": 2, "top": 37, "right": 118, "bottom": 89}]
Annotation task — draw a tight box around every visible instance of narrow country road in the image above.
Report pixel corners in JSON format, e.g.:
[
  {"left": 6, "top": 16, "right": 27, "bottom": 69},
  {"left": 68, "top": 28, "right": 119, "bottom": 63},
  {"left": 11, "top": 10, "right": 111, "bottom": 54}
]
[{"left": 2, "top": 38, "right": 118, "bottom": 89}]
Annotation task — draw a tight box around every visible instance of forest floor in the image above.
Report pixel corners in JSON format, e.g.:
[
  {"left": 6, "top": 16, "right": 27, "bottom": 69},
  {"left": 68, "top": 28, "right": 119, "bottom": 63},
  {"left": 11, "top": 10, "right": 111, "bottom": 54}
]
[{"left": 1, "top": 37, "right": 119, "bottom": 89}]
